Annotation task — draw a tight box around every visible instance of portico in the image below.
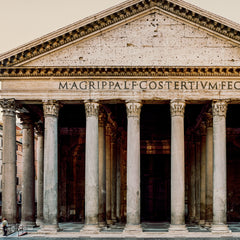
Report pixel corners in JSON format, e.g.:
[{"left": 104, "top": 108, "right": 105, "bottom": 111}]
[{"left": 1, "top": 0, "right": 240, "bottom": 236}]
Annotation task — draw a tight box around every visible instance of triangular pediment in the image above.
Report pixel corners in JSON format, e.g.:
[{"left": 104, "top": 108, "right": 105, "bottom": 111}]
[{"left": 1, "top": 0, "right": 240, "bottom": 67}]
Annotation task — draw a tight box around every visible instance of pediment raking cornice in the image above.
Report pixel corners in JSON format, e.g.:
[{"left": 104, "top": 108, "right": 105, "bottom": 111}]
[{"left": 1, "top": 0, "right": 240, "bottom": 67}]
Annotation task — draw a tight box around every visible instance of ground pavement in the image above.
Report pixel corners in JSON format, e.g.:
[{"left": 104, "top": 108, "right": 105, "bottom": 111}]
[{"left": 4, "top": 222, "right": 240, "bottom": 239}]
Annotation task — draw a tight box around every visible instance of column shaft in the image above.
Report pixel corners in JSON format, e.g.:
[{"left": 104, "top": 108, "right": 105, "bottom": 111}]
[
  {"left": 211, "top": 100, "right": 229, "bottom": 233},
  {"left": 36, "top": 124, "right": 44, "bottom": 226},
  {"left": 169, "top": 99, "right": 187, "bottom": 232},
  {"left": 42, "top": 100, "right": 59, "bottom": 232},
  {"left": 83, "top": 102, "right": 99, "bottom": 232},
  {"left": 124, "top": 102, "right": 142, "bottom": 232},
  {"left": 98, "top": 110, "right": 106, "bottom": 226},
  {"left": 105, "top": 124, "right": 112, "bottom": 225},
  {"left": 19, "top": 114, "right": 35, "bottom": 227},
  {"left": 0, "top": 99, "right": 17, "bottom": 223},
  {"left": 195, "top": 138, "right": 201, "bottom": 223},
  {"left": 111, "top": 131, "right": 117, "bottom": 223},
  {"left": 116, "top": 136, "right": 121, "bottom": 222},
  {"left": 199, "top": 123, "right": 206, "bottom": 225},
  {"left": 188, "top": 141, "right": 196, "bottom": 223},
  {"left": 205, "top": 114, "right": 213, "bottom": 226}
]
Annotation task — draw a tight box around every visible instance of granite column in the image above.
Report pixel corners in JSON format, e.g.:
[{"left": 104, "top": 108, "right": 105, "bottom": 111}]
[
  {"left": 98, "top": 109, "right": 106, "bottom": 227},
  {"left": 42, "top": 100, "right": 60, "bottom": 232},
  {"left": 36, "top": 122, "right": 44, "bottom": 227},
  {"left": 169, "top": 99, "right": 187, "bottom": 232},
  {"left": 19, "top": 113, "right": 35, "bottom": 227},
  {"left": 0, "top": 99, "right": 17, "bottom": 224},
  {"left": 211, "top": 100, "right": 230, "bottom": 233},
  {"left": 205, "top": 112, "right": 213, "bottom": 227},
  {"left": 82, "top": 101, "right": 99, "bottom": 232},
  {"left": 105, "top": 123, "right": 112, "bottom": 225},
  {"left": 124, "top": 101, "right": 142, "bottom": 232},
  {"left": 199, "top": 122, "right": 206, "bottom": 225}
]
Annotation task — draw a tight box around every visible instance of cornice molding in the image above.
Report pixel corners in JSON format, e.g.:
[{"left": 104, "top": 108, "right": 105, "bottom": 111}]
[
  {"left": 0, "top": 0, "right": 240, "bottom": 67},
  {"left": 1, "top": 66, "right": 240, "bottom": 77}
]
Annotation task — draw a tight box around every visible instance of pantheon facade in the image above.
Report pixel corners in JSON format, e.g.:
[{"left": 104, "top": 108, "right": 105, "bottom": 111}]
[{"left": 1, "top": 0, "right": 240, "bottom": 234}]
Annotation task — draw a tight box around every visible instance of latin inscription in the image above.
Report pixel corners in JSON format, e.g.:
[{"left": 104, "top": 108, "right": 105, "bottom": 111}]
[{"left": 59, "top": 80, "right": 240, "bottom": 91}]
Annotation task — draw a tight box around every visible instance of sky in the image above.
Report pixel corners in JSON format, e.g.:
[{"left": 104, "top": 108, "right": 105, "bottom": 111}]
[{"left": 0, "top": 0, "right": 240, "bottom": 54}]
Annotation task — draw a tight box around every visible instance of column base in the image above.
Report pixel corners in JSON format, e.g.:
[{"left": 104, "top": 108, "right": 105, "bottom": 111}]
[
  {"left": 80, "top": 224, "right": 100, "bottom": 233},
  {"left": 205, "top": 221, "right": 212, "bottom": 227},
  {"left": 36, "top": 219, "right": 44, "bottom": 227},
  {"left": 189, "top": 217, "right": 196, "bottom": 224},
  {"left": 199, "top": 219, "right": 205, "bottom": 225},
  {"left": 211, "top": 224, "right": 231, "bottom": 233},
  {"left": 20, "top": 221, "right": 36, "bottom": 229},
  {"left": 111, "top": 217, "right": 117, "bottom": 224},
  {"left": 124, "top": 224, "right": 142, "bottom": 233},
  {"left": 168, "top": 224, "right": 188, "bottom": 233},
  {"left": 38, "top": 224, "right": 60, "bottom": 233},
  {"left": 106, "top": 219, "right": 113, "bottom": 225},
  {"left": 98, "top": 221, "right": 106, "bottom": 228}
]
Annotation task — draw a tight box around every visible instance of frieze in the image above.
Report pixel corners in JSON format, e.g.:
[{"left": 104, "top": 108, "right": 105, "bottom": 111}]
[{"left": 1, "top": 0, "right": 240, "bottom": 67}]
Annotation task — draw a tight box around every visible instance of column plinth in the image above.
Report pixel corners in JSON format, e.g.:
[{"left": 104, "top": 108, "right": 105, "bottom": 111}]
[
  {"left": 81, "top": 101, "right": 100, "bottom": 233},
  {"left": 169, "top": 99, "right": 187, "bottom": 232},
  {"left": 211, "top": 100, "right": 230, "bottom": 233},
  {"left": 0, "top": 99, "right": 17, "bottom": 224},
  {"left": 40, "top": 100, "right": 60, "bottom": 233},
  {"left": 124, "top": 101, "right": 142, "bottom": 233}
]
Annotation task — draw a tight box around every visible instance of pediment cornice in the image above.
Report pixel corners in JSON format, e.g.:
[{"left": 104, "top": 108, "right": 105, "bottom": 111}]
[
  {"left": 1, "top": 0, "right": 240, "bottom": 67},
  {"left": 1, "top": 66, "right": 240, "bottom": 77}
]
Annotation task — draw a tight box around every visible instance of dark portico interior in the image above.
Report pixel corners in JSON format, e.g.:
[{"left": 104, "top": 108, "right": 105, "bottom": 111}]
[{"left": 49, "top": 102, "right": 240, "bottom": 223}]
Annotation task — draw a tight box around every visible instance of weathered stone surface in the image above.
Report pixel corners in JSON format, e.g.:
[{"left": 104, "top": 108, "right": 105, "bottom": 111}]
[{"left": 24, "top": 12, "right": 240, "bottom": 67}]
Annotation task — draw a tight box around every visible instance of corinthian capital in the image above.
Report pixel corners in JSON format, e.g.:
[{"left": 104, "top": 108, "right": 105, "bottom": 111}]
[
  {"left": 126, "top": 101, "right": 142, "bottom": 118},
  {"left": 85, "top": 101, "right": 99, "bottom": 117},
  {"left": 0, "top": 98, "right": 16, "bottom": 116},
  {"left": 205, "top": 110, "right": 213, "bottom": 128},
  {"left": 35, "top": 121, "right": 44, "bottom": 136},
  {"left": 212, "top": 100, "right": 228, "bottom": 117},
  {"left": 170, "top": 99, "right": 185, "bottom": 117},
  {"left": 43, "top": 100, "right": 60, "bottom": 117},
  {"left": 99, "top": 106, "right": 107, "bottom": 127},
  {"left": 18, "top": 113, "right": 33, "bottom": 129}
]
